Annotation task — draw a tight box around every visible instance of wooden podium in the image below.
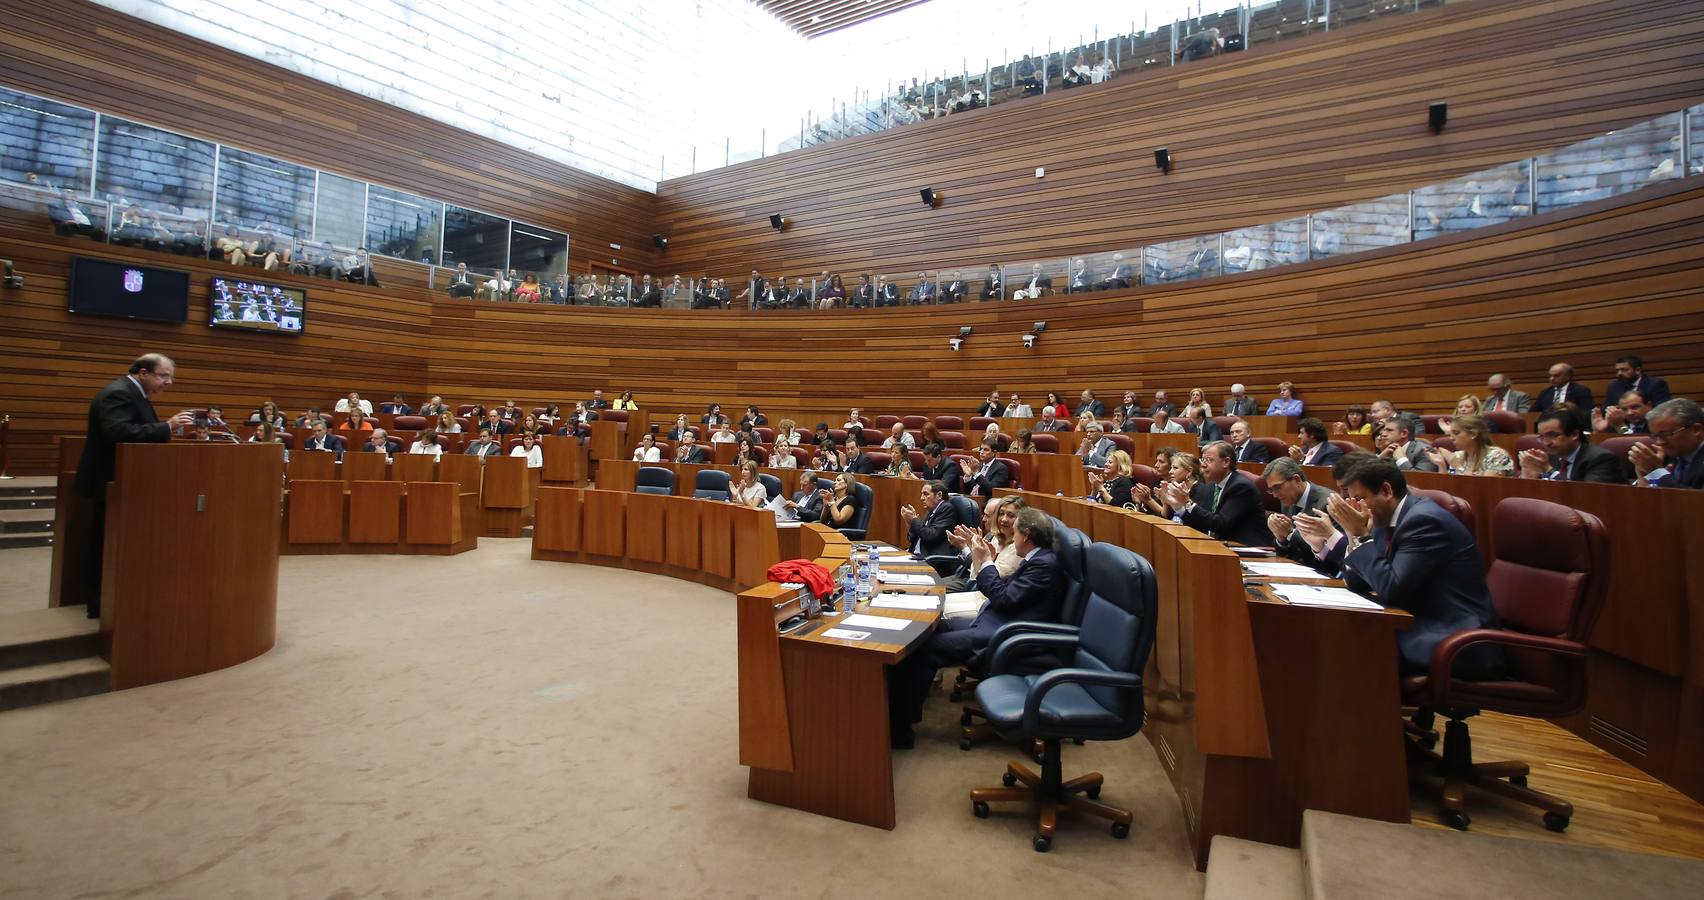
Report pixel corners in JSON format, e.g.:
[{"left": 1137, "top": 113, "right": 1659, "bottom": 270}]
[{"left": 55, "top": 441, "right": 284, "bottom": 690}]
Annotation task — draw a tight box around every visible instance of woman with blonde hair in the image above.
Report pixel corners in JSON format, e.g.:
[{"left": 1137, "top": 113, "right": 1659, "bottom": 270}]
[
  {"left": 1134, "top": 451, "right": 1200, "bottom": 518},
  {"left": 1426, "top": 414, "right": 1513, "bottom": 476},
  {"left": 730, "top": 460, "right": 768, "bottom": 508},
  {"left": 436, "top": 410, "right": 462, "bottom": 434},
  {"left": 1437, "top": 394, "right": 1485, "bottom": 434},
  {"left": 1181, "top": 388, "right": 1213, "bottom": 420},
  {"left": 1088, "top": 449, "right": 1135, "bottom": 507}
]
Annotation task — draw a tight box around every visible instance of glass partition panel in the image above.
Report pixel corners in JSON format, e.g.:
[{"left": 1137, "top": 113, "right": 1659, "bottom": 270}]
[
  {"left": 1043, "top": 51, "right": 1065, "bottom": 92},
  {"left": 935, "top": 268, "right": 971, "bottom": 304},
  {"left": 1223, "top": 217, "right": 1308, "bottom": 273},
  {"left": 442, "top": 204, "right": 508, "bottom": 273},
  {"left": 0, "top": 88, "right": 95, "bottom": 195},
  {"left": 509, "top": 222, "right": 567, "bottom": 279},
  {"left": 314, "top": 172, "right": 365, "bottom": 250},
  {"left": 658, "top": 275, "right": 690, "bottom": 309},
  {"left": 1412, "top": 160, "right": 1531, "bottom": 241},
  {"left": 1002, "top": 258, "right": 1066, "bottom": 300},
  {"left": 366, "top": 185, "right": 442, "bottom": 264},
  {"left": 1689, "top": 104, "right": 1704, "bottom": 176},
  {"left": 1013, "top": 55, "right": 1045, "bottom": 98},
  {"left": 1535, "top": 112, "right": 1682, "bottom": 213},
  {"left": 96, "top": 116, "right": 215, "bottom": 219},
  {"left": 605, "top": 273, "right": 633, "bottom": 307},
  {"left": 1309, "top": 193, "right": 1409, "bottom": 259},
  {"left": 215, "top": 146, "right": 314, "bottom": 239},
  {"left": 42, "top": 194, "right": 109, "bottom": 244},
  {"left": 1070, "top": 249, "right": 1140, "bottom": 293},
  {"left": 1145, "top": 237, "right": 1223, "bottom": 284}
]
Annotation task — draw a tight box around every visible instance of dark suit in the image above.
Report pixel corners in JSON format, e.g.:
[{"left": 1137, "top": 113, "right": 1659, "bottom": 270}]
[
  {"left": 908, "top": 501, "right": 963, "bottom": 562},
  {"left": 941, "top": 280, "right": 966, "bottom": 302},
  {"left": 1195, "top": 419, "right": 1224, "bottom": 445},
  {"left": 464, "top": 440, "right": 503, "bottom": 459},
  {"left": 1342, "top": 495, "right": 1503, "bottom": 677},
  {"left": 1653, "top": 445, "right": 1704, "bottom": 490},
  {"left": 1180, "top": 474, "right": 1270, "bottom": 547},
  {"left": 1300, "top": 441, "right": 1343, "bottom": 468},
  {"left": 1605, "top": 374, "right": 1671, "bottom": 408},
  {"left": 876, "top": 283, "right": 900, "bottom": 307},
  {"left": 1224, "top": 397, "right": 1259, "bottom": 417},
  {"left": 74, "top": 375, "right": 172, "bottom": 617},
  {"left": 302, "top": 434, "right": 345, "bottom": 455},
  {"left": 1533, "top": 382, "right": 1594, "bottom": 415},
  {"left": 845, "top": 453, "right": 878, "bottom": 475},
  {"left": 676, "top": 445, "right": 709, "bottom": 464},
  {"left": 1546, "top": 442, "right": 1623, "bottom": 483},
  {"left": 1392, "top": 440, "right": 1440, "bottom": 473},
  {"left": 789, "top": 487, "right": 825, "bottom": 523},
  {"left": 1230, "top": 440, "right": 1269, "bottom": 465},
  {"left": 975, "top": 401, "right": 1005, "bottom": 418},
  {"left": 964, "top": 459, "right": 1011, "bottom": 496},
  {"left": 1098, "top": 264, "right": 1133, "bottom": 290},
  {"left": 1276, "top": 482, "right": 1339, "bottom": 574},
  {"left": 979, "top": 275, "right": 1002, "bottom": 299},
  {"left": 923, "top": 459, "right": 965, "bottom": 495},
  {"left": 1074, "top": 400, "right": 1106, "bottom": 418}
]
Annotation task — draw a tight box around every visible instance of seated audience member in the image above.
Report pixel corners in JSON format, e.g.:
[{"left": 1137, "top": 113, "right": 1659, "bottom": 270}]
[
  {"left": 784, "top": 278, "right": 810, "bottom": 308},
  {"left": 1036, "top": 407, "right": 1069, "bottom": 432},
  {"left": 1078, "top": 422, "right": 1115, "bottom": 468},
  {"left": 875, "top": 277, "right": 900, "bottom": 307},
  {"left": 49, "top": 189, "right": 103, "bottom": 239},
  {"left": 908, "top": 274, "right": 936, "bottom": 305},
  {"left": 842, "top": 408, "right": 865, "bottom": 430},
  {"left": 409, "top": 429, "right": 442, "bottom": 457},
  {"left": 1151, "top": 445, "right": 1180, "bottom": 475},
  {"left": 343, "top": 248, "right": 381, "bottom": 286},
  {"left": 446, "top": 263, "right": 477, "bottom": 298},
  {"left": 1483, "top": 373, "right": 1532, "bottom": 414},
  {"left": 1075, "top": 389, "right": 1106, "bottom": 418},
  {"left": 1593, "top": 389, "right": 1652, "bottom": 434},
  {"left": 1150, "top": 408, "right": 1185, "bottom": 434},
  {"left": 783, "top": 469, "right": 826, "bottom": 522},
  {"left": 582, "top": 276, "right": 606, "bottom": 305},
  {"left": 813, "top": 439, "right": 845, "bottom": 473},
  {"left": 1097, "top": 253, "right": 1133, "bottom": 291},
  {"left": 362, "top": 428, "right": 396, "bottom": 459},
  {"left": 435, "top": 412, "right": 461, "bottom": 434},
  {"left": 1007, "top": 429, "right": 1037, "bottom": 455},
  {"left": 631, "top": 433, "right": 662, "bottom": 462},
  {"left": 1628, "top": 399, "right": 1704, "bottom": 489},
  {"left": 882, "top": 422, "right": 915, "bottom": 452},
  {"left": 1289, "top": 417, "right": 1342, "bottom": 467},
  {"left": 302, "top": 420, "right": 343, "bottom": 454},
  {"left": 1264, "top": 457, "right": 1337, "bottom": 571},
  {"left": 1379, "top": 414, "right": 1438, "bottom": 472},
  {"left": 200, "top": 406, "right": 228, "bottom": 429},
  {"left": 561, "top": 402, "right": 597, "bottom": 439},
  {"left": 1115, "top": 391, "right": 1142, "bottom": 422},
  {"left": 941, "top": 495, "right": 1027, "bottom": 595},
  {"left": 1147, "top": 390, "right": 1176, "bottom": 418},
  {"left": 335, "top": 392, "right": 374, "bottom": 415},
  {"left": 774, "top": 416, "right": 803, "bottom": 447},
  {"left": 510, "top": 432, "right": 544, "bottom": 467},
  {"left": 981, "top": 422, "right": 1008, "bottom": 451},
  {"left": 465, "top": 428, "right": 503, "bottom": 460},
  {"left": 420, "top": 396, "right": 450, "bottom": 418},
  {"left": 702, "top": 404, "right": 730, "bottom": 428},
  {"left": 1011, "top": 264, "right": 1052, "bottom": 300},
  {"left": 1534, "top": 362, "right": 1594, "bottom": 414},
  {"left": 820, "top": 472, "right": 862, "bottom": 529},
  {"left": 940, "top": 271, "right": 967, "bottom": 303},
  {"left": 959, "top": 440, "right": 1012, "bottom": 497},
  {"left": 1134, "top": 450, "right": 1198, "bottom": 518},
  {"left": 539, "top": 404, "right": 563, "bottom": 425},
  {"left": 979, "top": 265, "right": 1003, "bottom": 300},
  {"left": 214, "top": 227, "right": 250, "bottom": 265},
  {"left": 1067, "top": 258, "right": 1095, "bottom": 292},
  {"left": 730, "top": 461, "right": 767, "bottom": 508},
  {"left": 919, "top": 443, "right": 964, "bottom": 494},
  {"left": 513, "top": 273, "right": 543, "bottom": 303},
  {"left": 710, "top": 421, "right": 737, "bottom": 445},
  {"left": 1003, "top": 394, "right": 1033, "bottom": 418},
  {"left": 818, "top": 274, "right": 847, "bottom": 308},
  {"left": 295, "top": 407, "right": 326, "bottom": 429},
  {"left": 666, "top": 415, "right": 694, "bottom": 442},
  {"left": 1318, "top": 457, "right": 1504, "bottom": 678},
  {"left": 612, "top": 390, "right": 639, "bottom": 411},
  {"left": 1366, "top": 398, "right": 1399, "bottom": 437},
  {"left": 499, "top": 400, "right": 522, "bottom": 422},
  {"left": 1181, "top": 388, "right": 1213, "bottom": 421},
  {"left": 339, "top": 409, "right": 375, "bottom": 433},
  {"left": 738, "top": 405, "right": 768, "bottom": 429},
  {"left": 247, "top": 400, "right": 287, "bottom": 429},
  {"left": 975, "top": 391, "right": 1006, "bottom": 418},
  {"left": 1224, "top": 384, "right": 1258, "bottom": 417},
  {"left": 901, "top": 480, "right": 961, "bottom": 563},
  {"left": 1340, "top": 404, "right": 1371, "bottom": 435},
  {"left": 883, "top": 452, "right": 913, "bottom": 478},
  {"left": 849, "top": 275, "right": 875, "bottom": 308},
  {"left": 762, "top": 278, "right": 790, "bottom": 309},
  {"left": 1438, "top": 394, "right": 1483, "bottom": 433},
  {"left": 1043, "top": 391, "right": 1072, "bottom": 419},
  {"left": 1088, "top": 450, "right": 1135, "bottom": 507},
  {"left": 247, "top": 423, "right": 287, "bottom": 458},
  {"left": 844, "top": 438, "right": 877, "bottom": 475},
  {"left": 1163, "top": 441, "right": 1269, "bottom": 546},
  {"left": 886, "top": 507, "right": 1062, "bottom": 748},
  {"left": 1179, "top": 26, "right": 1222, "bottom": 61},
  {"left": 1226, "top": 420, "right": 1267, "bottom": 464},
  {"left": 1426, "top": 414, "right": 1514, "bottom": 476},
  {"left": 1604, "top": 354, "right": 1671, "bottom": 410},
  {"left": 1266, "top": 381, "right": 1304, "bottom": 416},
  {"left": 674, "top": 431, "right": 710, "bottom": 464},
  {"left": 733, "top": 436, "right": 766, "bottom": 468},
  {"left": 380, "top": 393, "right": 413, "bottom": 415},
  {"left": 1519, "top": 408, "right": 1623, "bottom": 483},
  {"left": 482, "top": 409, "right": 511, "bottom": 436},
  {"left": 1190, "top": 407, "right": 1223, "bottom": 445}
]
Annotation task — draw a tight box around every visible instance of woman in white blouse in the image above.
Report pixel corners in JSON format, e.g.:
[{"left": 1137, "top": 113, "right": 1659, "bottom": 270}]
[
  {"left": 631, "top": 432, "right": 661, "bottom": 462},
  {"left": 409, "top": 429, "right": 443, "bottom": 457},
  {"left": 436, "top": 411, "right": 462, "bottom": 434},
  {"left": 510, "top": 432, "right": 544, "bottom": 468},
  {"left": 730, "top": 461, "right": 768, "bottom": 508}
]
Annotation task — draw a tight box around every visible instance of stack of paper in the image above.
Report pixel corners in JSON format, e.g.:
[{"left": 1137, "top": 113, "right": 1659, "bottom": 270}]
[
  {"left": 877, "top": 572, "right": 935, "bottom": 586},
  {"left": 840, "top": 613, "right": 913, "bottom": 631},
  {"left": 822, "top": 628, "right": 871, "bottom": 641},
  {"left": 870, "top": 593, "right": 941, "bottom": 611},
  {"left": 1241, "top": 560, "right": 1322, "bottom": 579},
  {"left": 1230, "top": 546, "right": 1278, "bottom": 557},
  {"left": 1271, "top": 584, "right": 1384, "bottom": 611}
]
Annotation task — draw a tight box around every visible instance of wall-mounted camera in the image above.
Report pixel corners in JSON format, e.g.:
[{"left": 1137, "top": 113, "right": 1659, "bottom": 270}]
[{"left": 2, "top": 260, "right": 23, "bottom": 289}]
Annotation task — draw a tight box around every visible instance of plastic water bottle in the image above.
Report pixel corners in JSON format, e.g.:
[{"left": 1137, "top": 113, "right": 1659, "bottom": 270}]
[{"left": 839, "top": 568, "right": 857, "bottom": 613}]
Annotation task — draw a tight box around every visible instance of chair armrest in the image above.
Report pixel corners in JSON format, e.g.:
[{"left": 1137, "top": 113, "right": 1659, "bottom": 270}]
[
  {"left": 1024, "top": 668, "right": 1143, "bottom": 734},
  {"left": 988, "top": 633, "right": 1079, "bottom": 676},
  {"left": 1428, "top": 628, "right": 1588, "bottom": 698},
  {"left": 990, "top": 620, "right": 1080, "bottom": 647}
]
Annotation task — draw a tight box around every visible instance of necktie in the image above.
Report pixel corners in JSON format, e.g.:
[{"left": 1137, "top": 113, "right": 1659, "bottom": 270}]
[
  {"left": 1557, "top": 457, "right": 1571, "bottom": 481},
  {"left": 1677, "top": 457, "right": 1691, "bottom": 484},
  {"left": 1211, "top": 483, "right": 1223, "bottom": 511},
  {"left": 1555, "top": 387, "right": 1565, "bottom": 405}
]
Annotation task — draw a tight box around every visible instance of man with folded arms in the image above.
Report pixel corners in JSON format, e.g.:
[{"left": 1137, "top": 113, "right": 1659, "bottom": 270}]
[
  {"left": 1519, "top": 408, "right": 1622, "bottom": 483},
  {"left": 1164, "top": 441, "right": 1269, "bottom": 547}
]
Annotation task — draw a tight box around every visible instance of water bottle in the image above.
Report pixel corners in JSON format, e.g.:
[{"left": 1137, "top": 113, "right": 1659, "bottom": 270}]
[
  {"left": 870, "top": 547, "right": 881, "bottom": 572},
  {"left": 840, "top": 567, "right": 856, "bottom": 613}
]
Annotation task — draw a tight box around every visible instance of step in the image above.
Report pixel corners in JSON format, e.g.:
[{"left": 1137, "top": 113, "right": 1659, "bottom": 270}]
[
  {"left": 1301, "top": 810, "right": 1704, "bottom": 900},
  {"left": 0, "top": 508, "right": 53, "bottom": 535},
  {"left": 0, "top": 476, "right": 56, "bottom": 498},
  {"left": 0, "top": 493, "right": 55, "bottom": 510},
  {"left": 0, "top": 656, "right": 111, "bottom": 712},
  {"left": 0, "top": 606, "right": 99, "bottom": 670},
  {"left": 0, "top": 532, "right": 53, "bottom": 550},
  {"left": 1205, "top": 835, "right": 1303, "bottom": 900}
]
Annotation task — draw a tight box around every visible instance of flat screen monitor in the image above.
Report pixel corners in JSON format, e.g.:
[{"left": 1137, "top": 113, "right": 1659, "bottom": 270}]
[
  {"left": 209, "top": 276, "right": 306, "bottom": 334},
  {"left": 67, "top": 257, "right": 190, "bottom": 323}
]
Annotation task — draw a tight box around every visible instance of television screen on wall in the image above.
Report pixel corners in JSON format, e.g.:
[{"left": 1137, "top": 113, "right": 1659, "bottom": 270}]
[
  {"left": 208, "top": 275, "right": 306, "bottom": 334},
  {"left": 66, "top": 257, "right": 190, "bottom": 323}
]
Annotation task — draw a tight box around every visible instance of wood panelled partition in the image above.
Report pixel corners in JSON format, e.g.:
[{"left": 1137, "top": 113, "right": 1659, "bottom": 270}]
[
  {"left": 0, "top": 0, "right": 658, "bottom": 275},
  {"left": 654, "top": 0, "right": 1704, "bottom": 279}
]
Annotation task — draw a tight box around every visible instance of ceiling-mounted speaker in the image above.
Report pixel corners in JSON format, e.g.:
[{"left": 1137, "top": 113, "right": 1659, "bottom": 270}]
[
  {"left": 920, "top": 187, "right": 939, "bottom": 207},
  {"left": 652, "top": 234, "right": 667, "bottom": 250},
  {"left": 768, "top": 213, "right": 785, "bottom": 232},
  {"left": 1428, "top": 101, "right": 1448, "bottom": 134},
  {"left": 1154, "top": 147, "right": 1172, "bottom": 175}
]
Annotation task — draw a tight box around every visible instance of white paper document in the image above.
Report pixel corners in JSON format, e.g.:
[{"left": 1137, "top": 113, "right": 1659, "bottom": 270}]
[
  {"left": 840, "top": 614, "right": 913, "bottom": 631},
  {"left": 1241, "top": 560, "right": 1323, "bottom": 579},
  {"left": 877, "top": 572, "right": 935, "bottom": 586},
  {"left": 766, "top": 492, "right": 794, "bottom": 519},
  {"left": 870, "top": 593, "right": 941, "bottom": 611},
  {"left": 1230, "top": 546, "right": 1277, "bottom": 557},
  {"left": 822, "top": 628, "right": 871, "bottom": 641},
  {"left": 1271, "top": 584, "right": 1385, "bottom": 611}
]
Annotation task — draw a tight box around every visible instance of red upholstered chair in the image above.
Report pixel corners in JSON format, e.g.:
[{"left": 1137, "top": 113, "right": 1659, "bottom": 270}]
[
  {"left": 441, "top": 433, "right": 468, "bottom": 453},
  {"left": 651, "top": 441, "right": 671, "bottom": 459},
  {"left": 789, "top": 447, "right": 811, "bottom": 467},
  {"left": 1252, "top": 437, "right": 1288, "bottom": 461},
  {"left": 903, "top": 415, "right": 929, "bottom": 430},
  {"left": 1106, "top": 433, "right": 1135, "bottom": 456},
  {"left": 455, "top": 416, "right": 474, "bottom": 433},
  {"left": 828, "top": 428, "right": 849, "bottom": 444},
  {"left": 1031, "top": 434, "right": 1061, "bottom": 453},
  {"left": 864, "top": 450, "right": 893, "bottom": 471},
  {"left": 601, "top": 409, "right": 630, "bottom": 424},
  {"left": 950, "top": 454, "right": 977, "bottom": 472},
  {"left": 1129, "top": 417, "right": 1154, "bottom": 433},
  {"left": 874, "top": 415, "right": 902, "bottom": 430},
  {"left": 969, "top": 416, "right": 998, "bottom": 432},
  {"left": 392, "top": 415, "right": 428, "bottom": 431},
  {"left": 941, "top": 431, "right": 967, "bottom": 449},
  {"left": 1413, "top": 488, "right": 1476, "bottom": 540},
  {"left": 274, "top": 431, "right": 295, "bottom": 449},
  {"left": 1328, "top": 439, "right": 1357, "bottom": 457},
  {"left": 908, "top": 450, "right": 927, "bottom": 471},
  {"left": 1130, "top": 464, "right": 1162, "bottom": 489},
  {"left": 456, "top": 404, "right": 477, "bottom": 416},
  {"left": 531, "top": 407, "right": 548, "bottom": 417},
  {"left": 1420, "top": 414, "right": 1448, "bottom": 435},
  {"left": 1514, "top": 435, "right": 1544, "bottom": 456},
  {"left": 980, "top": 433, "right": 1011, "bottom": 452},
  {"left": 1430, "top": 437, "right": 1457, "bottom": 453},
  {"left": 1237, "top": 469, "right": 1278, "bottom": 514},
  {"left": 997, "top": 456, "right": 1023, "bottom": 489},
  {"left": 906, "top": 430, "right": 925, "bottom": 446},
  {"left": 1403, "top": 497, "right": 1610, "bottom": 833},
  {"left": 936, "top": 415, "right": 964, "bottom": 430},
  {"left": 1211, "top": 415, "right": 1239, "bottom": 435},
  {"left": 1596, "top": 436, "right": 1646, "bottom": 481},
  {"left": 747, "top": 445, "right": 770, "bottom": 465},
  {"left": 754, "top": 426, "right": 776, "bottom": 443},
  {"left": 1483, "top": 410, "right": 1526, "bottom": 434},
  {"left": 853, "top": 416, "right": 872, "bottom": 428},
  {"left": 505, "top": 436, "right": 527, "bottom": 451}
]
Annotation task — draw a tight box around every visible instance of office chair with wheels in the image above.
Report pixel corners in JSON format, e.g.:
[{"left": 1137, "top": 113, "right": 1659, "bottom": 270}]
[
  {"left": 920, "top": 495, "right": 982, "bottom": 576},
  {"left": 1404, "top": 497, "right": 1609, "bottom": 833},
  {"left": 635, "top": 466, "right": 676, "bottom": 495},
  {"left": 969, "top": 541, "right": 1157, "bottom": 851},
  {"left": 757, "top": 473, "right": 782, "bottom": 501},
  {"left": 835, "top": 481, "right": 873, "bottom": 539},
  {"left": 693, "top": 469, "right": 732, "bottom": 500}
]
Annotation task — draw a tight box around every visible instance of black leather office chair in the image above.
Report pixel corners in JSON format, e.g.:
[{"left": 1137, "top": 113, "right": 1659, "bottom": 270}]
[
  {"left": 758, "top": 473, "right": 782, "bottom": 501},
  {"left": 836, "top": 481, "right": 874, "bottom": 539},
  {"left": 635, "top": 466, "right": 676, "bottom": 495},
  {"left": 693, "top": 469, "right": 731, "bottom": 500},
  {"left": 969, "top": 541, "right": 1158, "bottom": 852}
]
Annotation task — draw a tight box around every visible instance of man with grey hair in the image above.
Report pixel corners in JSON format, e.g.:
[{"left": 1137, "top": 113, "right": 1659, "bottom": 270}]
[
  {"left": 1078, "top": 421, "right": 1115, "bottom": 468},
  {"left": 1166, "top": 441, "right": 1269, "bottom": 547},
  {"left": 1483, "top": 374, "right": 1531, "bottom": 414},
  {"left": 1224, "top": 384, "right": 1258, "bottom": 417},
  {"left": 1265, "top": 456, "right": 1337, "bottom": 570},
  {"left": 1379, "top": 414, "right": 1439, "bottom": 472},
  {"left": 1629, "top": 398, "right": 1704, "bottom": 489}
]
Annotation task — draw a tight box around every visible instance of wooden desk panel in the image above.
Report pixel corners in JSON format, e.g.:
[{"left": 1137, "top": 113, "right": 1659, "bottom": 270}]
[
  {"left": 866, "top": 476, "right": 923, "bottom": 548},
  {"left": 1246, "top": 416, "right": 1298, "bottom": 438},
  {"left": 664, "top": 496, "right": 702, "bottom": 571},
  {"left": 287, "top": 450, "right": 336, "bottom": 481},
  {"left": 731, "top": 505, "right": 782, "bottom": 587},
  {"left": 587, "top": 420, "right": 627, "bottom": 461},
  {"left": 341, "top": 452, "right": 388, "bottom": 482},
  {"left": 404, "top": 481, "right": 460, "bottom": 546},
  {"left": 541, "top": 435, "right": 589, "bottom": 484},
  {"left": 348, "top": 481, "right": 403, "bottom": 544},
  {"left": 1026, "top": 452, "right": 1080, "bottom": 496},
  {"left": 581, "top": 489, "right": 627, "bottom": 558},
  {"left": 599, "top": 458, "right": 640, "bottom": 493},
  {"left": 482, "top": 456, "right": 530, "bottom": 508},
  {"left": 700, "top": 501, "right": 735, "bottom": 580},
  {"left": 439, "top": 453, "right": 483, "bottom": 496},
  {"left": 625, "top": 490, "right": 668, "bottom": 563},
  {"left": 286, "top": 480, "right": 346, "bottom": 544},
  {"left": 533, "top": 487, "right": 582, "bottom": 553},
  {"left": 1058, "top": 496, "right": 1097, "bottom": 534},
  {"left": 392, "top": 454, "right": 437, "bottom": 483}
]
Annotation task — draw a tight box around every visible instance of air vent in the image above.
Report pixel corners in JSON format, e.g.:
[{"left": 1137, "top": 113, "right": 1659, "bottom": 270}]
[
  {"left": 1157, "top": 733, "right": 1178, "bottom": 772},
  {"left": 1590, "top": 716, "right": 1649, "bottom": 757}
]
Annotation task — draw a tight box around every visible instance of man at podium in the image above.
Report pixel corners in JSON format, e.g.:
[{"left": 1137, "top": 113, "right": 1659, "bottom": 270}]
[{"left": 73, "top": 353, "right": 195, "bottom": 618}]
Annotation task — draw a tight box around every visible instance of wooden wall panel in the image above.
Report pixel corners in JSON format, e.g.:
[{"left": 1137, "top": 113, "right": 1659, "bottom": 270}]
[
  {"left": 654, "top": 0, "right": 1704, "bottom": 281},
  {"left": 0, "top": 0, "right": 658, "bottom": 276}
]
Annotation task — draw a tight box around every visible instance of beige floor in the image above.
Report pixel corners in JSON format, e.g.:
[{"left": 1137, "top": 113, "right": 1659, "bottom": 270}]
[{"left": 0, "top": 541, "right": 1203, "bottom": 899}]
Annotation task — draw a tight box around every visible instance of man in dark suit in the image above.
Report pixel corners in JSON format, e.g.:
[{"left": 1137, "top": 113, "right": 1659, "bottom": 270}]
[
  {"left": 1330, "top": 458, "right": 1504, "bottom": 678},
  {"left": 888, "top": 508, "right": 1063, "bottom": 748},
  {"left": 1115, "top": 391, "right": 1142, "bottom": 423},
  {"left": 1097, "top": 253, "right": 1134, "bottom": 291},
  {"left": 1593, "top": 389, "right": 1652, "bottom": 434},
  {"left": 979, "top": 265, "right": 1002, "bottom": 300},
  {"left": 975, "top": 392, "right": 1005, "bottom": 418},
  {"left": 851, "top": 275, "right": 875, "bottom": 308},
  {"left": 360, "top": 429, "right": 398, "bottom": 459},
  {"left": 1226, "top": 420, "right": 1269, "bottom": 464},
  {"left": 960, "top": 441, "right": 1012, "bottom": 497},
  {"left": 674, "top": 431, "right": 710, "bottom": 464},
  {"left": 920, "top": 444, "right": 964, "bottom": 495},
  {"left": 1380, "top": 414, "right": 1438, "bottom": 473},
  {"left": 1074, "top": 389, "right": 1105, "bottom": 418},
  {"left": 1264, "top": 457, "right": 1337, "bottom": 572},
  {"left": 464, "top": 428, "right": 502, "bottom": 459},
  {"left": 844, "top": 439, "right": 878, "bottom": 475},
  {"left": 1012, "top": 263, "right": 1052, "bottom": 299},
  {"left": 1519, "top": 408, "right": 1624, "bottom": 483},
  {"left": 1067, "top": 258, "right": 1095, "bottom": 293},
  {"left": 1147, "top": 390, "right": 1177, "bottom": 418},
  {"left": 587, "top": 390, "right": 610, "bottom": 410},
  {"left": 1190, "top": 407, "right": 1223, "bottom": 446},
  {"left": 940, "top": 272, "right": 967, "bottom": 303},
  {"left": 1629, "top": 399, "right": 1704, "bottom": 489},
  {"left": 739, "top": 406, "right": 768, "bottom": 428},
  {"left": 301, "top": 420, "right": 346, "bottom": 457},
  {"left": 1290, "top": 417, "right": 1343, "bottom": 468},
  {"left": 74, "top": 353, "right": 196, "bottom": 618},
  {"left": 1223, "top": 384, "right": 1259, "bottom": 417},
  {"left": 1533, "top": 362, "right": 1594, "bottom": 414},
  {"left": 343, "top": 248, "right": 381, "bottom": 286},
  {"left": 784, "top": 469, "right": 827, "bottom": 522},
  {"left": 379, "top": 393, "right": 412, "bottom": 415},
  {"left": 908, "top": 273, "right": 936, "bottom": 305},
  {"left": 1169, "top": 441, "right": 1270, "bottom": 547},
  {"left": 1035, "top": 408, "right": 1070, "bottom": 432},
  {"left": 902, "top": 480, "right": 963, "bottom": 570},
  {"left": 1604, "top": 354, "right": 1671, "bottom": 411},
  {"left": 446, "top": 263, "right": 477, "bottom": 298},
  {"left": 875, "top": 276, "right": 900, "bottom": 307},
  {"left": 1482, "top": 373, "right": 1531, "bottom": 414}
]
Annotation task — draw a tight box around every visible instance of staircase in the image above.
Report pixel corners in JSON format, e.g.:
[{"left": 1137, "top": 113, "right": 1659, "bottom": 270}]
[
  {"left": 1204, "top": 810, "right": 1704, "bottom": 900},
  {"left": 0, "top": 606, "right": 110, "bottom": 712},
  {"left": 0, "top": 475, "right": 56, "bottom": 549}
]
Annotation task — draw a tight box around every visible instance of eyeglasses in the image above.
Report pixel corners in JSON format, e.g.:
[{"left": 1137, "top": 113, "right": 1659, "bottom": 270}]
[{"left": 1650, "top": 426, "right": 1696, "bottom": 441}]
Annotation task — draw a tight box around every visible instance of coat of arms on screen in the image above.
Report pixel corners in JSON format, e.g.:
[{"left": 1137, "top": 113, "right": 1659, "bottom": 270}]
[{"left": 122, "top": 269, "right": 144, "bottom": 292}]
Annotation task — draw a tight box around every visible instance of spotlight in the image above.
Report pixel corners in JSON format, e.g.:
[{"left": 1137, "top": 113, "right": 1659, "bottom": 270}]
[
  {"left": 1032, "top": 321, "right": 1047, "bottom": 333},
  {"left": 1, "top": 260, "right": 20, "bottom": 289},
  {"left": 652, "top": 234, "right": 668, "bottom": 250},
  {"left": 1022, "top": 333, "right": 1037, "bottom": 349},
  {"left": 768, "top": 213, "right": 785, "bottom": 232},
  {"left": 920, "top": 187, "right": 940, "bottom": 207},
  {"left": 1428, "top": 101, "right": 1448, "bottom": 135},
  {"left": 1153, "top": 148, "right": 1172, "bottom": 175},
  {"left": 949, "top": 338, "right": 963, "bottom": 352}
]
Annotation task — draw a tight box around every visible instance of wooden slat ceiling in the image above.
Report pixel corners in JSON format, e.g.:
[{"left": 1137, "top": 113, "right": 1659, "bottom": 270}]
[{"left": 753, "top": 0, "right": 934, "bottom": 38}]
